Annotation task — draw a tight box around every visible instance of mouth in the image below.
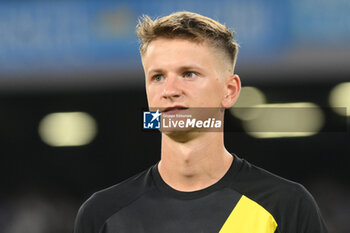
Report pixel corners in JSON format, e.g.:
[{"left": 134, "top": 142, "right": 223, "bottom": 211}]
[{"left": 162, "top": 105, "right": 188, "bottom": 113}]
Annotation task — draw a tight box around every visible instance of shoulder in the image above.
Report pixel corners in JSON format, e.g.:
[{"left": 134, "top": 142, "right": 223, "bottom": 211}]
[
  {"left": 73, "top": 165, "right": 155, "bottom": 233},
  {"left": 232, "top": 155, "right": 306, "bottom": 200},
  {"left": 85, "top": 166, "right": 154, "bottom": 209},
  {"left": 231, "top": 155, "right": 328, "bottom": 233}
]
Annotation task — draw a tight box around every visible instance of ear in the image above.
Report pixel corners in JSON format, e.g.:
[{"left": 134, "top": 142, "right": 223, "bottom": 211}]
[{"left": 221, "top": 74, "right": 241, "bottom": 108}]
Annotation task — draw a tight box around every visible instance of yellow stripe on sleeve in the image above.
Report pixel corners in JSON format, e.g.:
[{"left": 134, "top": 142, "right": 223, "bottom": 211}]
[{"left": 219, "top": 195, "right": 277, "bottom": 233}]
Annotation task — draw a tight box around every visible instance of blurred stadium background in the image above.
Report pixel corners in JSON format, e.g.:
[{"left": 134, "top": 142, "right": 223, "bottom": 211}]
[{"left": 0, "top": 0, "right": 349, "bottom": 232}]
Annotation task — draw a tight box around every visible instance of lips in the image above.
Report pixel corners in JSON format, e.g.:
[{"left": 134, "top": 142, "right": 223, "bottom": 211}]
[{"left": 162, "top": 105, "right": 188, "bottom": 113}]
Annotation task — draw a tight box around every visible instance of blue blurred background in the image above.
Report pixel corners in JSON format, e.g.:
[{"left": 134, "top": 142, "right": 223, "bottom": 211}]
[{"left": 0, "top": 0, "right": 349, "bottom": 232}]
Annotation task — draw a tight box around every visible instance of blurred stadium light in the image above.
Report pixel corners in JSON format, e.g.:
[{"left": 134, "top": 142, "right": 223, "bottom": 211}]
[
  {"left": 329, "top": 82, "right": 350, "bottom": 117},
  {"left": 240, "top": 102, "right": 325, "bottom": 138},
  {"left": 230, "top": 86, "right": 267, "bottom": 121},
  {"left": 38, "top": 112, "right": 97, "bottom": 147}
]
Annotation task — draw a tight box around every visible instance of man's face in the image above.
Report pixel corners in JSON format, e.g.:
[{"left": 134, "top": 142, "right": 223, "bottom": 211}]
[{"left": 142, "top": 38, "right": 237, "bottom": 112}]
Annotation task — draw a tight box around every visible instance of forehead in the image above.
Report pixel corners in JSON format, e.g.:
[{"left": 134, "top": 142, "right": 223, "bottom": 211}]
[
  {"left": 145, "top": 38, "right": 211, "bottom": 56},
  {"left": 142, "top": 38, "right": 218, "bottom": 70}
]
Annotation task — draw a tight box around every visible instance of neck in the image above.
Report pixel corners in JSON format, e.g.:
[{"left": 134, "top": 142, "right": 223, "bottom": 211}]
[{"left": 158, "top": 131, "right": 233, "bottom": 192}]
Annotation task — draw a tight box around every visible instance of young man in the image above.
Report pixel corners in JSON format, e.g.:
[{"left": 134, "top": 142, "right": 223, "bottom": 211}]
[{"left": 73, "top": 11, "right": 328, "bottom": 233}]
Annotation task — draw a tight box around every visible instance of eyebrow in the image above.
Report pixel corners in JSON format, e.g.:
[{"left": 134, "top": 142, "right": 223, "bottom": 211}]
[
  {"left": 147, "top": 69, "right": 163, "bottom": 76},
  {"left": 147, "top": 65, "right": 204, "bottom": 76}
]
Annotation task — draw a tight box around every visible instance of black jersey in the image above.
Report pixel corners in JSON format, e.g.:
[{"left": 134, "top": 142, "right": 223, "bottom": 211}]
[{"left": 73, "top": 154, "right": 328, "bottom": 233}]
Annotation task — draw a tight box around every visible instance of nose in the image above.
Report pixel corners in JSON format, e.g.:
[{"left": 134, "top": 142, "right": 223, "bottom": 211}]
[{"left": 162, "top": 74, "right": 183, "bottom": 101}]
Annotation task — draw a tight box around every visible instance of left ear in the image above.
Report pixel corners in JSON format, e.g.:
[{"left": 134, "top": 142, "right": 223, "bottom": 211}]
[{"left": 221, "top": 74, "right": 241, "bottom": 108}]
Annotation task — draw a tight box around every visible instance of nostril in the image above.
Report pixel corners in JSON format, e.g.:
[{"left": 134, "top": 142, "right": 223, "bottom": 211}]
[{"left": 163, "top": 92, "right": 181, "bottom": 98}]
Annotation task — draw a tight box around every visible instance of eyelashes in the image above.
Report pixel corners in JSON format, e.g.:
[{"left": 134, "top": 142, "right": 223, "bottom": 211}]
[{"left": 151, "top": 71, "right": 199, "bottom": 82}]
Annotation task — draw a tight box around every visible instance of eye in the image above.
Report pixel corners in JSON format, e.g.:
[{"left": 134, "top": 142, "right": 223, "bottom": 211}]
[
  {"left": 183, "top": 72, "right": 197, "bottom": 78},
  {"left": 152, "top": 74, "right": 164, "bottom": 82}
]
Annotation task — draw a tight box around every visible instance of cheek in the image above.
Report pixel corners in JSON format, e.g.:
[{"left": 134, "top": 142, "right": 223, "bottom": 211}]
[
  {"left": 146, "top": 87, "right": 159, "bottom": 106},
  {"left": 207, "top": 86, "right": 225, "bottom": 105},
  {"left": 145, "top": 87, "right": 152, "bottom": 103}
]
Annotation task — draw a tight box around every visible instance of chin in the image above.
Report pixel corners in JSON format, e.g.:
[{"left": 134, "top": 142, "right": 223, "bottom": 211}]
[{"left": 162, "top": 130, "right": 205, "bottom": 142}]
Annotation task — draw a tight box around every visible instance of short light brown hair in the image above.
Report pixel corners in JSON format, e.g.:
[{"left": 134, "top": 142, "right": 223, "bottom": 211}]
[{"left": 136, "top": 11, "right": 239, "bottom": 73}]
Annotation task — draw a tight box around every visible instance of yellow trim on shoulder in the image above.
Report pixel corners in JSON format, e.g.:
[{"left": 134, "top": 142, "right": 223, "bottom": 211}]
[{"left": 219, "top": 195, "right": 277, "bottom": 233}]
